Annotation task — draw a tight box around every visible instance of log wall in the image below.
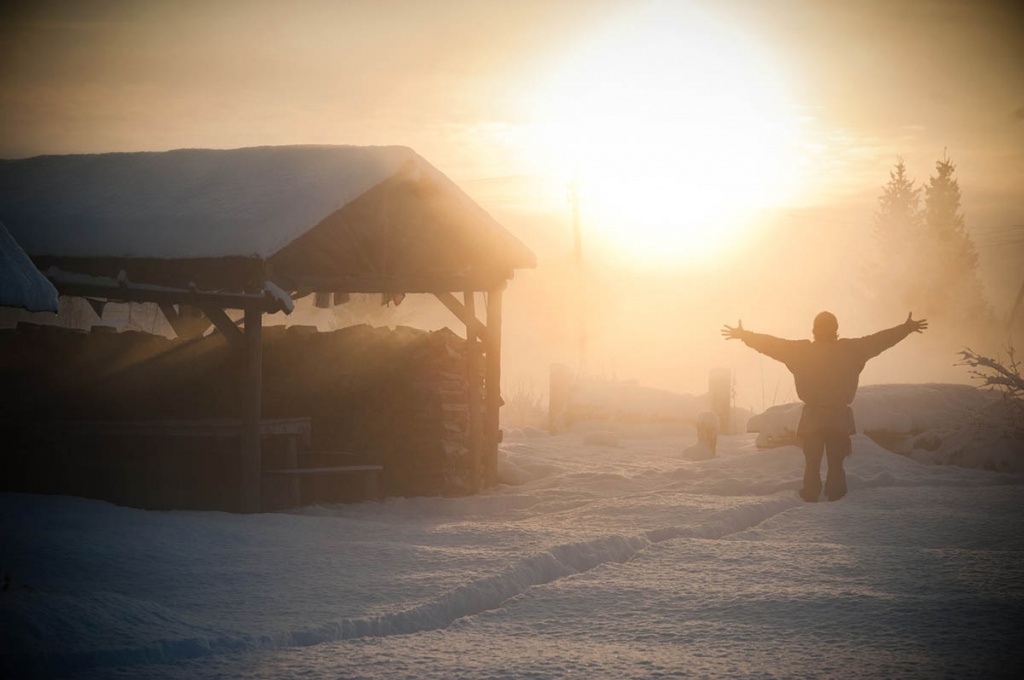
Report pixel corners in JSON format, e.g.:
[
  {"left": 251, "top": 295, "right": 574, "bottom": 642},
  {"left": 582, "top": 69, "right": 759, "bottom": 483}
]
[{"left": 0, "top": 323, "right": 488, "bottom": 508}]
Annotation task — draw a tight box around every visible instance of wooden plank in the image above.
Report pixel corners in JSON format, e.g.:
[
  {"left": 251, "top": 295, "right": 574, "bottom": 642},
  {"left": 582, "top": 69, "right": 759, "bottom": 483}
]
[
  {"left": 240, "top": 307, "right": 262, "bottom": 513},
  {"left": 158, "top": 303, "right": 212, "bottom": 340},
  {"left": 257, "top": 418, "right": 313, "bottom": 440},
  {"left": 51, "top": 279, "right": 286, "bottom": 312},
  {"left": 464, "top": 290, "right": 483, "bottom": 492},
  {"left": 302, "top": 450, "right": 359, "bottom": 457},
  {"left": 432, "top": 291, "right": 490, "bottom": 345},
  {"left": 483, "top": 285, "right": 503, "bottom": 486},
  {"left": 201, "top": 304, "right": 244, "bottom": 348},
  {"left": 282, "top": 433, "right": 300, "bottom": 508},
  {"left": 5, "top": 417, "right": 311, "bottom": 441},
  {"left": 277, "top": 274, "right": 513, "bottom": 295},
  {"left": 263, "top": 465, "right": 383, "bottom": 475}
]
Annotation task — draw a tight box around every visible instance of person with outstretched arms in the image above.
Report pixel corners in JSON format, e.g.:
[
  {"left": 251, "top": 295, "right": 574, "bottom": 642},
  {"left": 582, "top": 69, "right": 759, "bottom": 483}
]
[{"left": 722, "top": 312, "right": 928, "bottom": 501}]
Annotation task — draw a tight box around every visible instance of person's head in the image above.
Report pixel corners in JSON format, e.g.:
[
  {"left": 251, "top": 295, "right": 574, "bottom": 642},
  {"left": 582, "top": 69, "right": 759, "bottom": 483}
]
[{"left": 812, "top": 311, "right": 838, "bottom": 342}]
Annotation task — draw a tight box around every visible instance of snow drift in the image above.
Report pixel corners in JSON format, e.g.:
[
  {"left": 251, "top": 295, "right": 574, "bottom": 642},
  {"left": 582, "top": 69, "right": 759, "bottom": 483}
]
[{"left": 746, "top": 383, "right": 1023, "bottom": 472}]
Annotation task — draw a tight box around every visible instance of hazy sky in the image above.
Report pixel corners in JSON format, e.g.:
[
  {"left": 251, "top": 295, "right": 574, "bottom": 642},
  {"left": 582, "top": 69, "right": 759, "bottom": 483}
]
[
  {"left": 3, "top": 1, "right": 1020, "bottom": 191},
  {"left": 3, "top": 0, "right": 1023, "bottom": 396}
]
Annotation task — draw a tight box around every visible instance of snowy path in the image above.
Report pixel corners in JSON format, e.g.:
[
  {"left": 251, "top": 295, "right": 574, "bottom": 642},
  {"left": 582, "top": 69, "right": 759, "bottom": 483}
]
[{"left": 2, "top": 431, "right": 1022, "bottom": 678}]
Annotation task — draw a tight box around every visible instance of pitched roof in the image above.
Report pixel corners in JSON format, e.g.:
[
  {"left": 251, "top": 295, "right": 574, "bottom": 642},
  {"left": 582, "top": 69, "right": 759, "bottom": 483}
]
[
  {"left": 0, "top": 219, "right": 58, "bottom": 312},
  {"left": 0, "top": 145, "right": 534, "bottom": 292}
]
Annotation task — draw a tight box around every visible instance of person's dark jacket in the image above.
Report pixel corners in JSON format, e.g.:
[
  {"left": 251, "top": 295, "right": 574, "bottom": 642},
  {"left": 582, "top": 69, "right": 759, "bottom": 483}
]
[{"left": 739, "top": 322, "right": 913, "bottom": 435}]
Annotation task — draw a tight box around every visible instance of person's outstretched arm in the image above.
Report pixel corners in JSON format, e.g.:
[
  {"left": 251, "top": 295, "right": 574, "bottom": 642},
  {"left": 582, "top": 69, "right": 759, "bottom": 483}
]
[
  {"left": 855, "top": 312, "right": 928, "bottom": 360},
  {"left": 722, "top": 320, "right": 799, "bottom": 364}
]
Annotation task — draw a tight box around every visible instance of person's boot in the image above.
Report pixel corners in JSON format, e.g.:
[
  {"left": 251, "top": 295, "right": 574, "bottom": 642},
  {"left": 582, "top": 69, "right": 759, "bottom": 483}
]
[
  {"left": 800, "top": 471, "right": 821, "bottom": 502},
  {"left": 824, "top": 465, "right": 847, "bottom": 501}
]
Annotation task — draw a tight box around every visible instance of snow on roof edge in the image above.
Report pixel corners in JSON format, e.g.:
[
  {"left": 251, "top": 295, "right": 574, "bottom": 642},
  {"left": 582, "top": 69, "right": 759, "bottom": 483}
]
[{"left": 0, "top": 219, "right": 59, "bottom": 312}]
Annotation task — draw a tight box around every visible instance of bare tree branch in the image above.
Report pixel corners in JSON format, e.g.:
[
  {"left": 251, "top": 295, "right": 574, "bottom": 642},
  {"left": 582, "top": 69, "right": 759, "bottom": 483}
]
[{"left": 958, "top": 344, "right": 1024, "bottom": 430}]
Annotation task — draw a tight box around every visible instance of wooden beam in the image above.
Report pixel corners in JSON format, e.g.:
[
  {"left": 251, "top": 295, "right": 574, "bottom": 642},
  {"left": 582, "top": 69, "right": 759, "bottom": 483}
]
[
  {"left": 240, "top": 307, "right": 263, "bottom": 513},
  {"left": 464, "top": 291, "right": 483, "bottom": 493},
  {"left": 159, "top": 304, "right": 212, "bottom": 340},
  {"left": 200, "top": 304, "right": 244, "bottom": 348},
  {"left": 34, "top": 255, "right": 269, "bottom": 294},
  {"left": 279, "top": 274, "right": 513, "bottom": 295},
  {"left": 483, "top": 285, "right": 503, "bottom": 487},
  {"left": 30, "top": 417, "right": 311, "bottom": 440},
  {"left": 51, "top": 278, "right": 286, "bottom": 312},
  {"left": 432, "top": 291, "right": 490, "bottom": 346}
]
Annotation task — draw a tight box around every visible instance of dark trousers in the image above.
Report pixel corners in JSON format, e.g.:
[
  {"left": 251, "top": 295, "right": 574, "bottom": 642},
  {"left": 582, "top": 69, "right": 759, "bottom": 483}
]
[{"left": 801, "top": 431, "right": 852, "bottom": 502}]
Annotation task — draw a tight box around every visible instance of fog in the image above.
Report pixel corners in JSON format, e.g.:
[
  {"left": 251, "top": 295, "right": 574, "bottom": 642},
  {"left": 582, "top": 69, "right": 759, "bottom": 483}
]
[
  {"left": 9, "top": 194, "right": 1014, "bottom": 419},
  {"left": 256, "top": 192, "right": 1016, "bottom": 418},
  {"left": 490, "top": 212, "right": 1015, "bottom": 414},
  {"left": 4, "top": 186, "right": 1016, "bottom": 419},
  {"left": 2, "top": 0, "right": 1023, "bottom": 414}
]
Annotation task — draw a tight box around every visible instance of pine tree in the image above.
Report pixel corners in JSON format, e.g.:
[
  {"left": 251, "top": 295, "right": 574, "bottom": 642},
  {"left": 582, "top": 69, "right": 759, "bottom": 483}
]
[
  {"left": 870, "top": 158, "right": 922, "bottom": 314},
  {"left": 922, "top": 154, "right": 988, "bottom": 324},
  {"left": 875, "top": 157, "right": 921, "bottom": 242}
]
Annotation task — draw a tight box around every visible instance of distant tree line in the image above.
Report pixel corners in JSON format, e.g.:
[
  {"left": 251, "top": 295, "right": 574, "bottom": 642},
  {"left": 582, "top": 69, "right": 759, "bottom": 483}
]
[{"left": 870, "top": 153, "right": 991, "bottom": 333}]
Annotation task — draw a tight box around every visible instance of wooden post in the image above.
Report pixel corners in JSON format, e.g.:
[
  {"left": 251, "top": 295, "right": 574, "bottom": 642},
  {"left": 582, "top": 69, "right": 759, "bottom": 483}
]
[
  {"left": 283, "top": 433, "right": 300, "bottom": 509},
  {"left": 240, "top": 306, "right": 263, "bottom": 512},
  {"left": 708, "top": 367, "right": 732, "bottom": 436},
  {"left": 483, "top": 285, "right": 503, "bottom": 487},
  {"left": 464, "top": 291, "right": 482, "bottom": 492}
]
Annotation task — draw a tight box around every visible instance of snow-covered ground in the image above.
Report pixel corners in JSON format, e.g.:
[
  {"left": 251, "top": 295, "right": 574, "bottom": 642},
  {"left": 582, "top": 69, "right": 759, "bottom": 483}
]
[{"left": 3, "top": 407, "right": 1023, "bottom": 678}]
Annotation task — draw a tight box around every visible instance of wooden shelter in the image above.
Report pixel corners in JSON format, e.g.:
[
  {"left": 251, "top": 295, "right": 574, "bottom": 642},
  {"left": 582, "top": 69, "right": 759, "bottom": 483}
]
[{"left": 0, "top": 145, "right": 535, "bottom": 511}]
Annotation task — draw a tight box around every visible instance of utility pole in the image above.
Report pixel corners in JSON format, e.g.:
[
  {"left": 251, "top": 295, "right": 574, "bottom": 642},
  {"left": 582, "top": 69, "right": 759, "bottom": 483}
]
[
  {"left": 567, "top": 176, "right": 587, "bottom": 375},
  {"left": 569, "top": 176, "right": 582, "bottom": 266},
  {"left": 1010, "top": 275, "right": 1024, "bottom": 330}
]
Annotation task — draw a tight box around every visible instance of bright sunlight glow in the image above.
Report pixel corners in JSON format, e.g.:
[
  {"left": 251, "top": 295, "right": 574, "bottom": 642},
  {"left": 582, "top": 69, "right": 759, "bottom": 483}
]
[{"left": 526, "top": 3, "right": 806, "bottom": 267}]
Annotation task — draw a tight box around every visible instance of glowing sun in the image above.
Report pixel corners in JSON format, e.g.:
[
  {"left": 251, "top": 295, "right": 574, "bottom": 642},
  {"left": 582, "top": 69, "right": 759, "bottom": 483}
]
[{"left": 527, "top": 3, "right": 805, "bottom": 266}]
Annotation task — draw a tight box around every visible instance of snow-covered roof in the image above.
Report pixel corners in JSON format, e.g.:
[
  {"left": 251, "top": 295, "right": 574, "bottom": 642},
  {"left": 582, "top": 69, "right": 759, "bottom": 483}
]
[
  {"left": 0, "top": 219, "right": 58, "bottom": 312},
  {"left": 0, "top": 145, "right": 534, "bottom": 291}
]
